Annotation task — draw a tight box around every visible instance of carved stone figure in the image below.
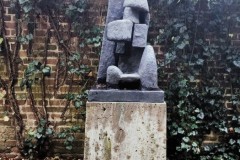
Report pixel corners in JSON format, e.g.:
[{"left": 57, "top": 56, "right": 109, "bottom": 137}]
[{"left": 97, "top": 0, "right": 158, "bottom": 91}]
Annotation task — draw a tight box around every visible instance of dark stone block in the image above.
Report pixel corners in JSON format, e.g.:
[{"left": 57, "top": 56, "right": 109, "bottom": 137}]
[{"left": 88, "top": 89, "right": 164, "bottom": 103}]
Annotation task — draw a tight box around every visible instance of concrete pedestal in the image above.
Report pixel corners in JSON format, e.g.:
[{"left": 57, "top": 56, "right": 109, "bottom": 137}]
[{"left": 84, "top": 102, "right": 166, "bottom": 160}]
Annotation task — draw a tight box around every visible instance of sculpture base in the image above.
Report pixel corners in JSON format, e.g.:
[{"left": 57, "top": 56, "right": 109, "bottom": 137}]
[
  {"left": 88, "top": 89, "right": 164, "bottom": 103},
  {"left": 84, "top": 102, "right": 166, "bottom": 160}
]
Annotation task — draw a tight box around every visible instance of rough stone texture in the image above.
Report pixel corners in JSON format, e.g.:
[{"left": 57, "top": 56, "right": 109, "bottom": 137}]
[
  {"left": 97, "top": 0, "right": 125, "bottom": 83},
  {"left": 115, "top": 42, "right": 125, "bottom": 54},
  {"left": 123, "top": 0, "right": 149, "bottom": 12},
  {"left": 107, "top": 19, "right": 133, "bottom": 41},
  {"left": 123, "top": 7, "right": 140, "bottom": 23},
  {"left": 139, "top": 45, "right": 159, "bottom": 90},
  {"left": 132, "top": 24, "right": 149, "bottom": 48},
  {"left": 84, "top": 102, "right": 166, "bottom": 160},
  {"left": 107, "top": 66, "right": 123, "bottom": 85},
  {"left": 88, "top": 90, "right": 164, "bottom": 103}
]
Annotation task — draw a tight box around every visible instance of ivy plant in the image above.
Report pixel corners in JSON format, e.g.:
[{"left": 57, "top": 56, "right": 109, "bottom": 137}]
[{"left": 151, "top": 0, "right": 240, "bottom": 159}]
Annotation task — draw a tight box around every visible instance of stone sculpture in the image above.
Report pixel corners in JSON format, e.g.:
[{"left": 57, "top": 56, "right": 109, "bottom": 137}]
[{"left": 97, "top": 0, "right": 158, "bottom": 90}]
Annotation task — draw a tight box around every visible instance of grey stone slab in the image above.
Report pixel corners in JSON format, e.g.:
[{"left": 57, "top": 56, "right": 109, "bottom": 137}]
[
  {"left": 123, "top": 7, "right": 140, "bottom": 23},
  {"left": 115, "top": 42, "right": 125, "bottom": 54},
  {"left": 97, "top": 0, "right": 125, "bottom": 83},
  {"left": 139, "top": 45, "right": 159, "bottom": 90},
  {"left": 123, "top": 0, "right": 149, "bottom": 12},
  {"left": 88, "top": 89, "right": 164, "bottom": 103},
  {"left": 132, "top": 24, "right": 148, "bottom": 48},
  {"left": 107, "top": 19, "right": 133, "bottom": 41}
]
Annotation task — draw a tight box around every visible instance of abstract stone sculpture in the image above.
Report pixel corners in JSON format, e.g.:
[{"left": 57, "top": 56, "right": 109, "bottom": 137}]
[
  {"left": 85, "top": 2, "right": 166, "bottom": 159},
  {"left": 97, "top": 0, "right": 158, "bottom": 91}
]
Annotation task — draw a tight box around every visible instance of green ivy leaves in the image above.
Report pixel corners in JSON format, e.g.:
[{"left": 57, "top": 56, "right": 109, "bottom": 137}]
[
  {"left": 154, "top": 0, "right": 240, "bottom": 159},
  {"left": 20, "top": 61, "right": 51, "bottom": 90}
]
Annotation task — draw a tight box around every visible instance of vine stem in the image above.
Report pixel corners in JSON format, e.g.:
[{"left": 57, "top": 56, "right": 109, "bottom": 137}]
[
  {"left": 188, "top": 1, "right": 201, "bottom": 65},
  {"left": 60, "top": 74, "right": 74, "bottom": 119},
  {"left": 48, "top": 8, "right": 70, "bottom": 94},
  {"left": 41, "top": 29, "right": 51, "bottom": 121},
  {"left": 0, "top": 0, "right": 24, "bottom": 148}
]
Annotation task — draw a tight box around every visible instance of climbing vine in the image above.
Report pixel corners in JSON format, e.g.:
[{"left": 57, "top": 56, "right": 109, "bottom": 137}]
[
  {"left": 0, "top": 0, "right": 102, "bottom": 159},
  {"left": 150, "top": 0, "right": 240, "bottom": 159}
]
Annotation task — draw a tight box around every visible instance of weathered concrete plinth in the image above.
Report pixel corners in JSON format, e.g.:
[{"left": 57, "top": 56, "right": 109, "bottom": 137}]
[{"left": 84, "top": 102, "right": 166, "bottom": 160}]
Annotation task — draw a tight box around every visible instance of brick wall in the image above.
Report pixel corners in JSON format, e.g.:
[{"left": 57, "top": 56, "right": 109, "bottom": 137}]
[
  {"left": 0, "top": 0, "right": 107, "bottom": 158},
  {"left": 0, "top": 0, "right": 239, "bottom": 158}
]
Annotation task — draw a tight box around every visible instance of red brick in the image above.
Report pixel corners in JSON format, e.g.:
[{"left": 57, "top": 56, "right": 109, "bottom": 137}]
[
  {"left": 88, "top": 53, "right": 99, "bottom": 59},
  {"left": 37, "top": 100, "right": 49, "bottom": 106},
  {"left": 21, "top": 107, "right": 32, "bottom": 112},
  {"left": 5, "top": 22, "right": 15, "bottom": 29},
  {"left": 45, "top": 78, "right": 55, "bottom": 85},
  {"left": 32, "top": 43, "right": 45, "bottom": 50},
  {"left": 4, "top": 15, "right": 11, "bottom": 21},
  {"left": 49, "top": 99, "right": 66, "bottom": 106},
  {"left": 48, "top": 44, "right": 58, "bottom": 51},
  {"left": 19, "top": 51, "right": 27, "bottom": 57},
  {"left": 49, "top": 113, "right": 62, "bottom": 120},
  {"left": 40, "top": 22, "right": 50, "bottom": 30},
  {"left": 3, "top": 1, "right": 11, "bottom": 7},
  {"left": 27, "top": 113, "right": 36, "bottom": 119},
  {"left": 35, "top": 30, "right": 47, "bottom": 37}
]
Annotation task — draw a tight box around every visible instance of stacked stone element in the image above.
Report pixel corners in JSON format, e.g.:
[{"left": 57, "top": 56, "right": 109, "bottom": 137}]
[{"left": 98, "top": 0, "right": 158, "bottom": 90}]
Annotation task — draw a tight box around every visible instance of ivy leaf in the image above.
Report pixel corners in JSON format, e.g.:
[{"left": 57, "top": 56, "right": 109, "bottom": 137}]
[
  {"left": 42, "top": 66, "right": 51, "bottom": 76},
  {"left": 196, "top": 59, "right": 204, "bottom": 65},
  {"left": 66, "top": 145, "right": 73, "bottom": 150},
  {"left": 183, "top": 137, "right": 190, "bottom": 143},
  {"left": 229, "top": 139, "right": 235, "bottom": 145},
  {"left": 197, "top": 112, "right": 204, "bottom": 119},
  {"left": 74, "top": 101, "right": 83, "bottom": 109},
  {"left": 46, "top": 128, "right": 53, "bottom": 135},
  {"left": 233, "top": 61, "right": 240, "bottom": 68},
  {"left": 194, "top": 108, "right": 200, "bottom": 113},
  {"left": 181, "top": 142, "right": 191, "bottom": 151},
  {"left": 204, "top": 146, "right": 210, "bottom": 151},
  {"left": 68, "top": 5, "right": 77, "bottom": 10},
  {"left": 165, "top": 51, "right": 176, "bottom": 64},
  {"left": 226, "top": 68, "right": 232, "bottom": 73},
  {"left": 36, "top": 132, "right": 42, "bottom": 139},
  {"left": 174, "top": 23, "right": 184, "bottom": 29},
  {"left": 191, "top": 124, "right": 198, "bottom": 129},
  {"left": 237, "top": 139, "right": 240, "bottom": 145},
  {"left": 26, "top": 34, "right": 33, "bottom": 40},
  {"left": 234, "top": 127, "right": 240, "bottom": 133},
  {"left": 178, "top": 128, "right": 185, "bottom": 134},
  {"left": 37, "top": 127, "right": 43, "bottom": 133},
  {"left": 177, "top": 42, "right": 187, "bottom": 49},
  {"left": 180, "top": 26, "right": 187, "bottom": 33},
  {"left": 192, "top": 142, "right": 198, "bottom": 147},
  {"left": 67, "top": 136, "right": 74, "bottom": 142},
  {"left": 19, "top": 0, "right": 28, "bottom": 4},
  {"left": 77, "top": 8, "right": 85, "bottom": 13},
  {"left": 23, "top": 5, "right": 32, "bottom": 13},
  {"left": 0, "top": 37, "right": 3, "bottom": 44},
  {"left": 232, "top": 116, "right": 237, "bottom": 121},
  {"left": 28, "top": 130, "right": 36, "bottom": 136}
]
